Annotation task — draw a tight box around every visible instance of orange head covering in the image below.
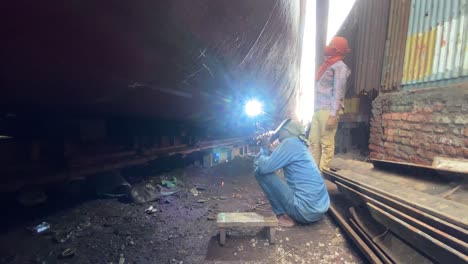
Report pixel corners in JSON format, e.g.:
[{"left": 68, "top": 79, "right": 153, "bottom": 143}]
[{"left": 316, "top": 36, "right": 350, "bottom": 81}]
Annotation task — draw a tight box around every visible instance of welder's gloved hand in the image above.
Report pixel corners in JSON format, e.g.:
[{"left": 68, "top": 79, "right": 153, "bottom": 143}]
[{"left": 256, "top": 131, "right": 274, "bottom": 147}]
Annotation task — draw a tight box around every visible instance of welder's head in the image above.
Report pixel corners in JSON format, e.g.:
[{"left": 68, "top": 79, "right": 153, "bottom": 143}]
[{"left": 270, "top": 119, "right": 306, "bottom": 143}]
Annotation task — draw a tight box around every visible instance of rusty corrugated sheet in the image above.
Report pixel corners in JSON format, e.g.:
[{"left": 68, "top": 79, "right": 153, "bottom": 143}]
[
  {"left": 381, "top": 0, "right": 412, "bottom": 91},
  {"left": 402, "top": 0, "right": 468, "bottom": 85},
  {"left": 336, "top": 0, "right": 391, "bottom": 95}
]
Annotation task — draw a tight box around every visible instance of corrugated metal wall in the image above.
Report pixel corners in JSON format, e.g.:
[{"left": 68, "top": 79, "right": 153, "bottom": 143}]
[
  {"left": 383, "top": 0, "right": 468, "bottom": 90},
  {"left": 381, "top": 0, "right": 412, "bottom": 91},
  {"left": 335, "top": 0, "right": 391, "bottom": 95},
  {"left": 353, "top": 0, "right": 391, "bottom": 94},
  {"left": 403, "top": 0, "right": 468, "bottom": 85}
]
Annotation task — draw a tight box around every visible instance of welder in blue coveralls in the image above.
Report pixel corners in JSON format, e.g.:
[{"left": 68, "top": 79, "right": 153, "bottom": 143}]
[{"left": 254, "top": 119, "right": 330, "bottom": 227}]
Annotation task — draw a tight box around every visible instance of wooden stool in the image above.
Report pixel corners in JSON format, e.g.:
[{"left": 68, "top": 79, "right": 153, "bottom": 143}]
[{"left": 216, "top": 212, "right": 278, "bottom": 246}]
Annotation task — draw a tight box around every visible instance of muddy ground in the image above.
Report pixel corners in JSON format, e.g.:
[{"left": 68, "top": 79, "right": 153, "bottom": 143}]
[{"left": 0, "top": 156, "right": 364, "bottom": 264}]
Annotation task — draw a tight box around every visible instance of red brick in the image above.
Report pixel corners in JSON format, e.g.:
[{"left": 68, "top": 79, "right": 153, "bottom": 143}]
[
  {"left": 394, "top": 136, "right": 402, "bottom": 143},
  {"left": 433, "top": 102, "right": 445, "bottom": 112},
  {"left": 369, "top": 144, "right": 384, "bottom": 153},
  {"left": 370, "top": 127, "right": 381, "bottom": 134},
  {"left": 384, "top": 142, "right": 396, "bottom": 150},
  {"left": 430, "top": 144, "right": 444, "bottom": 154},
  {"left": 401, "top": 138, "right": 411, "bottom": 145},
  {"left": 465, "top": 138, "right": 468, "bottom": 147},
  {"left": 407, "top": 114, "right": 426, "bottom": 123},
  {"left": 382, "top": 113, "right": 392, "bottom": 120},
  {"left": 411, "top": 156, "right": 431, "bottom": 166},
  {"left": 398, "top": 130, "right": 414, "bottom": 138},
  {"left": 464, "top": 128, "right": 468, "bottom": 137},
  {"left": 419, "top": 125, "right": 433, "bottom": 132},
  {"left": 386, "top": 129, "right": 398, "bottom": 136},
  {"left": 400, "top": 122, "right": 411, "bottom": 130},
  {"left": 371, "top": 152, "right": 386, "bottom": 160},
  {"left": 409, "top": 138, "right": 420, "bottom": 147},
  {"left": 434, "top": 126, "right": 448, "bottom": 133},
  {"left": 401, "top": 113, "right": 409, "bottom": 121},
  {"left": 422, "top": 106, "right": 434, "bottom": 113},
  {"left": 442, "top": 146, "right": 458, "bottom": 156},
  {"left": 370, "top": 134, "right": 382, "bottom": 141},
  {"left": 391, "top": 113, "right": 402, "bottom": 120},
  {"left": 385, "top": 135, "right": 394, "bottom": 142},
  {"left": 422, "top": 150, "right": 436, "bottom": 160}
]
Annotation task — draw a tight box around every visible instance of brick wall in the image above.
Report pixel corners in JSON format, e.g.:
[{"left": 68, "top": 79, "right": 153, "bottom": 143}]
[{"left": 369, "top": 85, "right": 468, "bottom": 165}]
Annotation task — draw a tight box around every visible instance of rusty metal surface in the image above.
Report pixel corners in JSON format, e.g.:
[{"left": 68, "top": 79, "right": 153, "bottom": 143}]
[
  {"left": 328, "top": 204, "right": 384, "bottom": 264},
  {"left": 324, "top": 169, "right": 468, "bottom": 241},
  {"left": 348, "top": 207, "right": 432, "bottom": 264},
  {"left": 0, "top": 0, "right": 306, "bottom": 121},
  {"left": 367, "top": 202, "right": 468, "bottom": 264},
  {"left": 381, "top": 0, "right": 412, "bottom": 91},
  {"left": 402, "top": 0, "right": 468, "bottom": 86},
  {"left": 335, "top": 0, "right": 390, "bottom": 95},
  {"left": 337, "top": 181, "right": 468, "bottom": 255},
  {"left": 348, "top": 219, "right": 394, "bottom": 264},
  {"left": 0, "top": 137, "right": 247, "bottom": 192}
]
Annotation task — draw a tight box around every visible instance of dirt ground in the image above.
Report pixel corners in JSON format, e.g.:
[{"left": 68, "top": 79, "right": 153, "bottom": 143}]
[{"left": 0, "top": 156, "right": 364, "bottom": 264}]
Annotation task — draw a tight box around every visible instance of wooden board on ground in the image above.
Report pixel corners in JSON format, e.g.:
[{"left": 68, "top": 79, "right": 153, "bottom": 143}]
[
  {"left": 217, "top": 212, "right": 277, "bottom": 227},
  {"left": 216, "top": 212, "right": 278, "bottom": 246},
  {"left": 433, "top": 157, "right": 468, "bottom": 173}
]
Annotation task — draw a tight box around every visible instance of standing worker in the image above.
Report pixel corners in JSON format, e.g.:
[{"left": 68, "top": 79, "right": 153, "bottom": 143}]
[{"left": 309, "top": 36, "right": 351, "bottom": 171}]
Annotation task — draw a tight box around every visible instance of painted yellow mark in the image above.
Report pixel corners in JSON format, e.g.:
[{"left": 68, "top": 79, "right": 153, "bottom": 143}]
[
  {"left": 425, "top": 27, "right": 437, "bottom": 78},
  {"left": 403, "top": 34, "right": 417, "bottom": 82},
  {"left": 403, "top": 30, "right": 438, "bottom": 82}
]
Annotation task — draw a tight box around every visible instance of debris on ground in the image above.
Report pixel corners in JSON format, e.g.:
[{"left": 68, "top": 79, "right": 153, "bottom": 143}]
[
  {"left": 32, "top": 222, "right": 50, "bottom": 233},
  {"left": 190, "top": 188, "right": 199, "bottom": 196},
  {"left": 145, "top": 205, "right": 158, "bottom": 214},
  {"left": 161, "top": 177, "right": 178, "bottom": 188},
  {"left": 0, "top": 158, "right": 363, "bottom": 263},
  {"left": 59, "top": 248, "right": 76, "bottom": 259}
]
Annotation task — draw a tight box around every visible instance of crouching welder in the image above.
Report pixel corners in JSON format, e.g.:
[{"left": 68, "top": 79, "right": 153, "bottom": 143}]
[{"left": 254, "top": 119, "right": 330, "bottom": 227}]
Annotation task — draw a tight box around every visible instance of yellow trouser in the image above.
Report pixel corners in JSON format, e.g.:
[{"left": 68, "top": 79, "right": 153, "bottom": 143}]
[{"left": 308, "top": 109, "right": 341, "bottom": 171}]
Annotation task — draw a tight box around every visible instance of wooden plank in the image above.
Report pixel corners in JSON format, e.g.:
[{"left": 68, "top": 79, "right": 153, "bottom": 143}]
[
  {"left": 370, "top": 158, "right": 468, "bottom": 177},
  {"left": 367, "top": 203, "right": 468, "bottom": 264},
  {"left": 329, "top": 172, "right": 468, "bottom": 243},
  {"left": 432, "top": 157, "right": 468, "bottom": 173},
  {"left": 328, "top": 204, "right": 383, "bottom": 264},
  {"left": 325, "top": 169, "right": 468, "bottom": 229},
  {"left": 216, "top": 212, "right": 277, "bottom": 228},
  {"left": 338, "top": 182, "right": 468, "bottom": 255}
]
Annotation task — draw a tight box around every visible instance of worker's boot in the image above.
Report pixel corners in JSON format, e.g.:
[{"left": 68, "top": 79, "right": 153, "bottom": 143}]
[{"left": 277, "top": 214, "right": 295, "bottom": 227}]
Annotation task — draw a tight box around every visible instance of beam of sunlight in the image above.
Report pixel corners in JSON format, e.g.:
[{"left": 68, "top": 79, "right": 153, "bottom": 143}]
[
  {"left": 326, "top": 0, "right": 356, "bottom": 43},
  {"left": 298, "top": 0, "right": 356, "bottom": 125},
  {"left": 297, "top": 0, "right": 316, "bottom": 124}
]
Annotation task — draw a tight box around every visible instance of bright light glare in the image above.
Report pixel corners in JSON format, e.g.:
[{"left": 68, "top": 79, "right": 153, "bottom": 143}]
[
  {"left": 245, "top": 100, "right": 263, "bottom": 117},
  {"left": 297, "top": 0, "right": 356, "bottom": 124},
  {"left": 297, "top": 0, "right": 316, "bottom": 124},
  {"left": 326, "top": 0, "right": 356, "bottom": 43}
]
